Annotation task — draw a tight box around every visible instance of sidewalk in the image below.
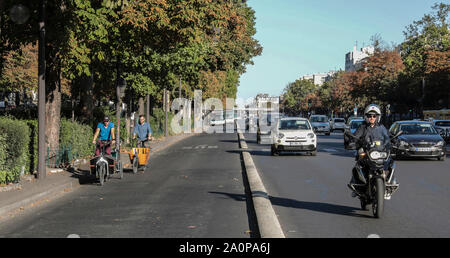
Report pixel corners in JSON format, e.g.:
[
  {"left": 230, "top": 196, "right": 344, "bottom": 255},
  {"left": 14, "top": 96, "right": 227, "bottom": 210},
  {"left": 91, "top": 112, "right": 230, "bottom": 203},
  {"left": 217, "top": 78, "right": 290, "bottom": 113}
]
[{"left": 0, "top": 133, "right": 195, "bottom": 220}]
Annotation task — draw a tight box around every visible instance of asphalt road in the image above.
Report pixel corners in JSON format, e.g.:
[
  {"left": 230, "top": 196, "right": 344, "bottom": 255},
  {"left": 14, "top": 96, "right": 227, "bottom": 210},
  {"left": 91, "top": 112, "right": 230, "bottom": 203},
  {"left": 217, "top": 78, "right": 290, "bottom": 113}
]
[
  {"left": 245, "top": 132, "right": 450, "bottom": 238},
  {"left": 0, "top": 133, "right": 255, "bottom": 238}
]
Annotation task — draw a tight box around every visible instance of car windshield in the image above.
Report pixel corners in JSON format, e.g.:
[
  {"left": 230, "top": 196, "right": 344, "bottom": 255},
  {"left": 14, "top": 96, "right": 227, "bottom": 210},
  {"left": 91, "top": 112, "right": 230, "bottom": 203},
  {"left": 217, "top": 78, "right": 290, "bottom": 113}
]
[
  {"left": 351, "top": 120, "right": 364, "bottom": 129},
  {"left": 334, "top": 119, "right": 345, "bottom": 123},
  {"left": 279, "top": 120, "right": 311, "bottom": 130},
  {"left": 399, "top": 123, "right": 438, "bottom": 135},
  {"left": 310, "top": 116, "right": 327, "bottom": 122},
  {"left": 435, "top": 121, "right": 450, "bottom": 127}
]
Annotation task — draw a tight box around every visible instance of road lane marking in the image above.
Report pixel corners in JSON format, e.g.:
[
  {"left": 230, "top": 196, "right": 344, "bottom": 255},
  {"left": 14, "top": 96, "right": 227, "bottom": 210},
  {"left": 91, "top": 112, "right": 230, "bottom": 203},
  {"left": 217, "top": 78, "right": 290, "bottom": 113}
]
[{"left": 367, "top": 234, "right": 381, "bottom": 238}]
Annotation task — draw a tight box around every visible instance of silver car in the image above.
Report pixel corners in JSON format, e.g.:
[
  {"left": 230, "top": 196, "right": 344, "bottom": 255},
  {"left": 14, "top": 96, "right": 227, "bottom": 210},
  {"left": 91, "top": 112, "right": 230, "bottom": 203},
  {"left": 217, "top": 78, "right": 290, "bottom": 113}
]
[
  {"left": 309, "top": 115, "right": 331, "bottom": 136},
  {"left": 330, "top": 118, "right": 346, "bottom": 132}
]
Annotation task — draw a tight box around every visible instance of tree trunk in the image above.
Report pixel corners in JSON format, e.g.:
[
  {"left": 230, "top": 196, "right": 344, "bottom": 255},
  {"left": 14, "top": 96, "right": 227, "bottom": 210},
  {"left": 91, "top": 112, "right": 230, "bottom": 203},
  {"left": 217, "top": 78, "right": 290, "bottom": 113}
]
[
  {"left": 78, "top": 74, "right": 94, "bottom": 124},
  {"left": 45, "top": 69, "right": 62, "bottom": 152},
  {"left": 138, "top": 96, "right": 145, "bottom": 116}
]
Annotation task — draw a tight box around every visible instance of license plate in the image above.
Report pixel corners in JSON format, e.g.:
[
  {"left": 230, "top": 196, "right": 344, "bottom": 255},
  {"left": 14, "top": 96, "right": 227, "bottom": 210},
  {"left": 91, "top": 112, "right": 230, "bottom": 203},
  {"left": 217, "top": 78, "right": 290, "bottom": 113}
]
[
  {"left": 290, "top": 142, "right": 302, "bottom": 146},
  {"left": 416, "top": 147, "right": 432, "bottom": 152}
]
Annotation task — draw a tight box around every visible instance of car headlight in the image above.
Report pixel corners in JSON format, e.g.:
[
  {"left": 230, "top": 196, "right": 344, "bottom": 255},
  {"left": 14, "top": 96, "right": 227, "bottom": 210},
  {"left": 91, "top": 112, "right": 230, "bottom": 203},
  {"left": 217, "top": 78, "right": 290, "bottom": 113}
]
[
  {"left": 435, "top": 141, "right": 444, "bottom": 147},
  {"left": 307, "top": 133, "right": 315, "bottom": 138},
  {"left": 369, "top": 151, "right": 388, "bottom": 160},
  {"left": 278, "top": 133, "right": 285, "bottom": 139}
]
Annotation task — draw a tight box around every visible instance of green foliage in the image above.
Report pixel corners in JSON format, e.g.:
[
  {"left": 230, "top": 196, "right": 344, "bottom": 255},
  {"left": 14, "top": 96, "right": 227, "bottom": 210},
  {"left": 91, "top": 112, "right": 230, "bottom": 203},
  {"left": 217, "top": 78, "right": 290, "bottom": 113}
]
[
  {"left": 0, "top": 117, "right": 30, "bottom": 184},
  {"left": 282, "top": 79, "right": 317, "bottom": 115},
  {"left": 0, "top": 133, "right": 8, "bottom": 184},
  {"left": 60, "top": 118, "right": 95, "bottom": 159},
  {"left": 24, "top": 120, "right": 38, "bottom": 174},
  {"left": 148, "top": 108, "right": 176, "bottom": 138}
]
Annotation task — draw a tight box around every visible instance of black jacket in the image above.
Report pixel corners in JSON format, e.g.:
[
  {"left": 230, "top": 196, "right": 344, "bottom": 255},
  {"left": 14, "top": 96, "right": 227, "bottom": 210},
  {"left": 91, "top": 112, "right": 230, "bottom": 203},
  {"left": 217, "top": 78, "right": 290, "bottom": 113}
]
[{"left": 353, "top": 122, "right": 390, "bottom": 150}]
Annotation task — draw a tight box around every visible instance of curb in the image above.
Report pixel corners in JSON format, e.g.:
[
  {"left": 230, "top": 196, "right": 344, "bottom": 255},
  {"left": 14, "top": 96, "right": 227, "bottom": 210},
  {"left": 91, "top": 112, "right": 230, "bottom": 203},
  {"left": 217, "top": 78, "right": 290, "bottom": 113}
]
[
  {"left": 0, "top": 180, "right": 78, "bottom": 220},
  {"left": 238, "top": 133, "right": 285, "bottom": 238}
]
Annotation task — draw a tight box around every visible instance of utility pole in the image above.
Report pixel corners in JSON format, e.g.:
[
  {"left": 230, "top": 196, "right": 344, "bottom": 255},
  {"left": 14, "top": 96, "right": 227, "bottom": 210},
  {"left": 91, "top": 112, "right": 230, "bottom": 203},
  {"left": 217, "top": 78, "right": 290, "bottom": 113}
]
[
  {"left": 37, "top": 0, "right": 46, "bottom": 179},
  {"left": 164, "top": 89, "right": 168, "bottom": 137},
  {"left": 146, "top": 94, "right": 150, "bottom": 123},
  {"left": 179, "top": 76, "right": 182, "bottom": 99}
]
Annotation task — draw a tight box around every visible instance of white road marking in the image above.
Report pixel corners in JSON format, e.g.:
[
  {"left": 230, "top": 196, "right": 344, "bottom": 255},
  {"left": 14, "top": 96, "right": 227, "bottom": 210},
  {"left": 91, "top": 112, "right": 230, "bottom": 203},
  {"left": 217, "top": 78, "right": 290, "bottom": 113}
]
[
  {"left": 367, "top": 234, "right": 381, "bottom": 238},
  {"left": 67, "top": 234, "right": 81, "bottom": 238}
]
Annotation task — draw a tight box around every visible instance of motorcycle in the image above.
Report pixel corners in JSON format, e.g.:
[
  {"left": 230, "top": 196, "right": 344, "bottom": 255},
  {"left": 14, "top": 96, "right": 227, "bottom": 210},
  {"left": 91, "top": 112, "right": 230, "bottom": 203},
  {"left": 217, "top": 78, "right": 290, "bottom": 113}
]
[{"left": 345, "top": 131, "right": 402, "bottom": 218}]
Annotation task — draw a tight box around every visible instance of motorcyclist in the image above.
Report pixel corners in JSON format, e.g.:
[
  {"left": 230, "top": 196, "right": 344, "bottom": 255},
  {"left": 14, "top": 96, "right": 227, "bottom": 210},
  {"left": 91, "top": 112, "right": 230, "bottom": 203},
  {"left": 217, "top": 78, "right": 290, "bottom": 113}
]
[{"left": 347, "top": 104, "right": 391, "bottom": 195}]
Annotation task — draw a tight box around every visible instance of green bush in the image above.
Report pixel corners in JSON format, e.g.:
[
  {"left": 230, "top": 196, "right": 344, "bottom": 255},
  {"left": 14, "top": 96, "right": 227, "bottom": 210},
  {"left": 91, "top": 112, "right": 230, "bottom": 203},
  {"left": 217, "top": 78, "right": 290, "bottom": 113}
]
[
  {"left": 0, "top": 133, "right": 8, "bottom": 185},
  {"left": 149, "top": 107, "right": 176, "bottom": 138},
  {"left": 60, "top": 118, "right": 95, "bottom": 159},
  {"left": 0, "top": 117, "right": 30, "bottom": 184},
  {"left": 24, "top": 120, "right": 38, "bottom": 174}
]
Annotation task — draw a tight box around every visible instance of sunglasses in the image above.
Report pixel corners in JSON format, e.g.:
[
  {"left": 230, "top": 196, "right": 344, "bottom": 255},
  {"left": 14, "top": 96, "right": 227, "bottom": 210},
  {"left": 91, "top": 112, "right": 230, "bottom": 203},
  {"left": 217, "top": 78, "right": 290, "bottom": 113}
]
[{"left": 366, "top": 114, "right": 378, "bottom": 118}]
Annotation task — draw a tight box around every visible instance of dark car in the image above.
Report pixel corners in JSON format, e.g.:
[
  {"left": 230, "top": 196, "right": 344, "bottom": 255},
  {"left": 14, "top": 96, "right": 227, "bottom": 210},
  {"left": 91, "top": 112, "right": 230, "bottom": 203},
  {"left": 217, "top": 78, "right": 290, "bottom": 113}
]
[
  {"left": 432, "top": 120, "right": 450, "bottom": 143},
  {"left": 344, "top": 119, "right": 364, "bottom": 150},
  {"left": 389, "top": 121, "right": 446, "bottom": 161}
]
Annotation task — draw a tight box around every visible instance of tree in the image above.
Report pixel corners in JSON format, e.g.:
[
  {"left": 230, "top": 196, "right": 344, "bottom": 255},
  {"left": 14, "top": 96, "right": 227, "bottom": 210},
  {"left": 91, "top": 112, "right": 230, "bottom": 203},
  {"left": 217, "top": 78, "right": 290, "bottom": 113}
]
[{"left": 401, "top": 2, "right": 449, "bottom": 109}]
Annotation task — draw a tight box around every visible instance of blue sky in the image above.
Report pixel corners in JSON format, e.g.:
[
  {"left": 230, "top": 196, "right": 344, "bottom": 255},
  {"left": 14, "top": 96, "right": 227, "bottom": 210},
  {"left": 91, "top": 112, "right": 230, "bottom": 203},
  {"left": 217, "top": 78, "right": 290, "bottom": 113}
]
[{"left": 237, "top": 0, "right": 440, "bottom": 100}]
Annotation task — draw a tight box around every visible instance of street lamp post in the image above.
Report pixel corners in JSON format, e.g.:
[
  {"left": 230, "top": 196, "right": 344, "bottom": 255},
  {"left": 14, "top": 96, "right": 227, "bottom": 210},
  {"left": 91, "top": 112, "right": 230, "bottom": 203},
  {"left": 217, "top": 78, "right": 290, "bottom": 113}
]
[
  {"left": 9, "top": 2, "right": 46, "bottom": 179},
  {"left": 37, "top": 1, "right": 46, "bottom": 179},
  {"left": 116, "top": 76, "right": 127, "bottom": 161}
]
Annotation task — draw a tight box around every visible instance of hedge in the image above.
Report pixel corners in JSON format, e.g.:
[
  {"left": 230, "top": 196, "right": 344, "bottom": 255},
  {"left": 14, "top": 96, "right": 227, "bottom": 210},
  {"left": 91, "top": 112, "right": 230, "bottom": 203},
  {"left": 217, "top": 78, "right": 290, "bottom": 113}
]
[
  {"left": 0, "top": 133, "right": 8, "bottom": 184},
  {"left": 0, "top": 117, "right": 30, "bottom": 184},
  {"left": 60, "top": 118, "right": 95, "bottom": 159}
]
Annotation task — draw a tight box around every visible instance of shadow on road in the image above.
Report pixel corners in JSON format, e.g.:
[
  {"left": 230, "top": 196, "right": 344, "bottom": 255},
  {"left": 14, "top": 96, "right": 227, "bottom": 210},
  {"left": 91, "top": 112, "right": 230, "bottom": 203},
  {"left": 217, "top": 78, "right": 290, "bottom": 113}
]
[{"left": 209, "top": 192, "right": 372, "bottom": 219}]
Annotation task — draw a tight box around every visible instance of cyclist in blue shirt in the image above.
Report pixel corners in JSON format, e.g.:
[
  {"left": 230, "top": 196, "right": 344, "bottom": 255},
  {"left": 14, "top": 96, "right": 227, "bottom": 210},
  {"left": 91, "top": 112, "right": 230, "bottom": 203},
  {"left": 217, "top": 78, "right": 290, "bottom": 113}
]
[
  {"left": 92, "top": 116, "right": 116, "bottom": 156},
  {"left": 133, "top": 115, "right": 153, "bottom": 147}
]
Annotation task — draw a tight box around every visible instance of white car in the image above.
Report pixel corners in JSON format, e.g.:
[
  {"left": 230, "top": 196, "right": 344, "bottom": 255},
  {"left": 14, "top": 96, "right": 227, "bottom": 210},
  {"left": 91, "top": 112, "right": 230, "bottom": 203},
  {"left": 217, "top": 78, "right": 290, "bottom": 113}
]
[
  {"left": 271, "top": 117, "right": 317, "bottom": 156},
  {"left": 330, "top": 118, "right": 346, "bottom": 132}
]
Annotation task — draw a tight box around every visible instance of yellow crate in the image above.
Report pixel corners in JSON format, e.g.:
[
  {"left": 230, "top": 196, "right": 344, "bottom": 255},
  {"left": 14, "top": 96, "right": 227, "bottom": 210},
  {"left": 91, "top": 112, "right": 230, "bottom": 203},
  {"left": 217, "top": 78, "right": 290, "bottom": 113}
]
[{"left": 129, "top": 148, "right": 150, "bottom": 166}]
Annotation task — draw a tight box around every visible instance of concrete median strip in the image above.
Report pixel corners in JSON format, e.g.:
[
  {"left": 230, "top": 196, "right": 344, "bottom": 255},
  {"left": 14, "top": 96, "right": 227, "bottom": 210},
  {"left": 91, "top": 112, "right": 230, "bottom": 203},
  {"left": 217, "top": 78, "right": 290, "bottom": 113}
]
[{"left": 238, "top": 133, "right": 285, "bottom": 238}]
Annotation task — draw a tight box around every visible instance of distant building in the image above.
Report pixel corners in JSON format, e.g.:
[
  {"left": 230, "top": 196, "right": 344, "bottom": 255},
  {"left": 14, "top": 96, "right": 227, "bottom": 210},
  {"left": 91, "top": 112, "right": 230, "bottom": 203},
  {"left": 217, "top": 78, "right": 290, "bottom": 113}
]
[
  {"left": 345, "top": 45, "right": 374, "bottom": 72},
  {"left": 302, "top": 71, "right": 337, "bottom": 86}
]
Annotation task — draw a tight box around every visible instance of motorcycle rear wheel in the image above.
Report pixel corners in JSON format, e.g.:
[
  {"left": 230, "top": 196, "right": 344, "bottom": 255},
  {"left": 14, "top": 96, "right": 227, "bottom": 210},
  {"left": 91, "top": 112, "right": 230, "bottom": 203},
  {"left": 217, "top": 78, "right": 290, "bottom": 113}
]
[{"left": 372, "top": 178, "right": 385, "bottom": 218}]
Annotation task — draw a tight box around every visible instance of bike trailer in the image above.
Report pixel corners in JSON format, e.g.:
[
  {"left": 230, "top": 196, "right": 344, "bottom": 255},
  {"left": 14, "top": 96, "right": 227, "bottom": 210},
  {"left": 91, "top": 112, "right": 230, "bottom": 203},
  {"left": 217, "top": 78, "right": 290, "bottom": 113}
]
[{"left": 129, "top": 148, "right": 150, "bottom": 166}]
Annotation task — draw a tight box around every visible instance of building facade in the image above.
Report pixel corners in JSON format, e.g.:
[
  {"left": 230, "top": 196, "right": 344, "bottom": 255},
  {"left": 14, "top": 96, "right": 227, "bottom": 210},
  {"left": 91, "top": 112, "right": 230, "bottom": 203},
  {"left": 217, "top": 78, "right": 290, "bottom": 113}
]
[
  {"left": 302, "top": 71, "right": 337, "bottom": 86},
  {"left": 345, "top": 45, "right": 374, "bottom": 72}
]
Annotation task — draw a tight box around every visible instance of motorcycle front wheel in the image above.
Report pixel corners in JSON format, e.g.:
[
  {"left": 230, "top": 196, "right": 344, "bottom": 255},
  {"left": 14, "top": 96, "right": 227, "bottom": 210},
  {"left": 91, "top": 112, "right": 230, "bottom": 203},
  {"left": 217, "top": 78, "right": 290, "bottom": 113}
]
[
  {"left": 99, "top": 164, "right": 105, "bottom": 186},
  {"left": 372, "top": 178, "right": 385, "bottom": 218}
]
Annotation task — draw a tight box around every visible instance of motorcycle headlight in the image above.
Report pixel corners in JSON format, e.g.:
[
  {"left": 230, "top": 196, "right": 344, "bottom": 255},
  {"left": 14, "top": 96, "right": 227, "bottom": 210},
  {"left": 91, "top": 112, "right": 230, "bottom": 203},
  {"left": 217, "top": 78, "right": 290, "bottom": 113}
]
[
  {"left": 307, "top": 133, "right": 315, "bottom": 138},
  {"left": 435, "top": 141, "right": 444, "bottom": 147},
  {"left": 399, "top": 141, "right": 409, "bottom": 147},
  {"left": 369, "top": 151, "right": 387, "bottom": 160}
]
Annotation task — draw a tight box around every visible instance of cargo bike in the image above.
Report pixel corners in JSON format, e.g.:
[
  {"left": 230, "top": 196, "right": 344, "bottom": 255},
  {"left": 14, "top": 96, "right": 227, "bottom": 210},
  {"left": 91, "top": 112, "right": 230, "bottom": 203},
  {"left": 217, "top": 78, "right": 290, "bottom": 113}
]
[
  {"left": 90, "top": 140, "right": 124, "bottom": 186},
  {"left": 129, "top": 140, "right": 151, "bottom": 174}
]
